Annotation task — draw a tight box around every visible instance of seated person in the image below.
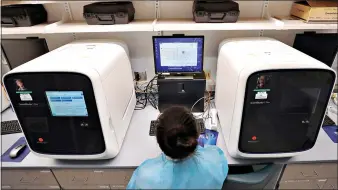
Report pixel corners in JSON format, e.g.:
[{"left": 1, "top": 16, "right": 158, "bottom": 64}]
[{"left": 127, "top": 106, "right": 228, "bottom": 189}]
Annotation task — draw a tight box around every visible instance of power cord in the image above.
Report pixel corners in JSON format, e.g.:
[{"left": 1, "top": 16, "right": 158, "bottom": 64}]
[
  {"left": 190, "top": 97, "right": 205, "bottom": 112},
  {"left": 191, "top": 91, "right": 213, "bottom": 122}
]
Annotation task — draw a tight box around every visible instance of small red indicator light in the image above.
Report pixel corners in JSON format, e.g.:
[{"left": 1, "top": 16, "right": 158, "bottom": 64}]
[
  {"left": 38, "top": 138, "right": 43, "bottom": 142},
  {"left": 252, "top": 136, "right": 257, "bottom": 141}
]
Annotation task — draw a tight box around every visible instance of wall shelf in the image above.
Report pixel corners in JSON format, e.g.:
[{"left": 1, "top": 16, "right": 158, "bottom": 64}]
[
  {"left": 154, "top": 18, "right": 277, "bottom": 31},
  {"left": 46, "top": 20, "right": 155, "bottom": 33},
  {"left": 3, "top": 18, "right": 336, "bottom": 35},
  {"left": 1, "top": 0, "right": 60, "bottom": 6},
  {"left": 2, "top": 23, "right": 51, "bottom": 35},
  {"left": 154, "top": 18, "right": 338, "bottom": 31},
  {"left": 277, "top": 20, "right": 337, "bottom": 30},
  {"left": 2, "top": 20, "right": 155, "bottom": 35}
]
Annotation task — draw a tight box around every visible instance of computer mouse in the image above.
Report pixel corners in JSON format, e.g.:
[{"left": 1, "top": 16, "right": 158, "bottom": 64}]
[{"left": 9, "top": 144, "right": 26, "bottom": 159}]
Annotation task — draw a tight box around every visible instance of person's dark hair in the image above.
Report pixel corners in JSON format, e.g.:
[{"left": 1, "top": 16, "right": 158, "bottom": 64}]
[{"left": 156, "top": 106, "right": 199, "bottom": 160}]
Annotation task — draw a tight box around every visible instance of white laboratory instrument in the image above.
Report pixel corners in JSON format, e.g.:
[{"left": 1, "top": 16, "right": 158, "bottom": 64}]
[
  {"left": 3, "top": 40, "right": 136, "bottom": 160},
  {"left": 215, "top": 38, "right": 336, "bottom": 158}
]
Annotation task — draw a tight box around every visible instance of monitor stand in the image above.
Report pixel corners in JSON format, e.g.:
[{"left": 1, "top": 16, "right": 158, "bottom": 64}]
[
  {"left": 160, "top": 72, "right": 204, "bottom": 80},
  {"left": 165, "top": 75, "right": 194, "bottom": 80}
]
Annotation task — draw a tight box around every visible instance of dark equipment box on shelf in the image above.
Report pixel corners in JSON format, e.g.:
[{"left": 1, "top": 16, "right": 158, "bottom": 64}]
[
  {"left": 83, "top": 1, "right": 135, "bottom": 25},
  {"left": 1, "top": 4, "right": 47, "bottom": 27},
  {"left": 193, "top": 0, "right": 240, "bottom": 23}
]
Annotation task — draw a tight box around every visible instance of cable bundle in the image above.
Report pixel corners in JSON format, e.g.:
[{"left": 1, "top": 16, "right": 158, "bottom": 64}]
[
  {"left": 135, "top": 75, "right": 158, "bottom": 110},
  {"left": 135, "top": 75, "right": 215, "bottom": 114},
  {"left": 191, "top": 91, "right": 214, "bottom": 121}
]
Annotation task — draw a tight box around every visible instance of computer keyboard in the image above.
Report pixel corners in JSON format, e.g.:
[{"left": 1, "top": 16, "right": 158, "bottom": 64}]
[
  {"left": 1, "top": 120, "right": 22, "bottom": 135},
  {"left": 323, "top": 115, "right": 336, "bottom": 126},
  {"left": 149, "top": 119, "right": 205, "bottom": 136}
]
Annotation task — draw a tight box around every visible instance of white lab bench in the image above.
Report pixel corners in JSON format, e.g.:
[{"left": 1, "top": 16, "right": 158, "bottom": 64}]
[{"left": 1, "top": 104, "right": 337, "bottom": 189}]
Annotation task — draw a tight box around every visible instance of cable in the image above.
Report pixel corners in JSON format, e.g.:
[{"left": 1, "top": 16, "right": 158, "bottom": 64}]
[
  {"left": 191, "top": 97, "right": 205, "bottom": 112},
  {"left": 135, "top": 92, "right": 147, "bottom": 110},
  {"left": 332, "top": 93, "right": 337, "bottom": 106},
  {"left": 209, "top": 91, "right": 215, "bottom": 100},
  {"left": 145, "top": 75, "right": 158, "bottom": 109},
  {"left": 134, "top": 75, "right": 158, "bottom": 110},
  {"left": 205, "top": 91, "right": 211, "bottom": 120},
  {"left": 135, "top": 75, "right": 213, "bottom": 112},
  {"left": 192, "top": 92, "right": 214, "bottom": 122}
]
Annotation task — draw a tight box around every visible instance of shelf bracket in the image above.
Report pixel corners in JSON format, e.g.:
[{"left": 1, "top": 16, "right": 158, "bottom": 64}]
[
  {"left": 259, "top": 0, "right": 269, "bottom": 37},
  {"left": 155, "top": 0, "right": 162, "bottom": 36},
  {"left": 63, "top": 2, "right": 76, "bottom": 40},
  {"left": 259, "top": 30, "right": 264, "bottom": 37},
  {"left": 155, "top": 0, "right": 160, "bottom": 20},
  {"left": 62, "top": 2, "right": 73, "bottom": 20},
  {"left": 261, "top": 0, "right": 270, "bottom": 19}
]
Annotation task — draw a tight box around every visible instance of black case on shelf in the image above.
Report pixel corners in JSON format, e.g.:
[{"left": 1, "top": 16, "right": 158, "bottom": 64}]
[
  {"left": 83, "top": 1, "right": 135, "bottom": 25},
  {"left": 1, "top": 4, "right": 47, "bottom": 27},
  {"left": 193, "top": 0, "right": 240, "bottom": 23}
]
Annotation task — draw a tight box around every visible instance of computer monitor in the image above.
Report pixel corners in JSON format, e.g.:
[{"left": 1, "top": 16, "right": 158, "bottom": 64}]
[
  {"left": 1, "top": 38, "right": 49, "bottom": 69},
  {"left": 293, "top": 33, "right": 338, "bottom": 67},
  {"left": 153, "top": 36, "right": 204, "bottom": 74}
]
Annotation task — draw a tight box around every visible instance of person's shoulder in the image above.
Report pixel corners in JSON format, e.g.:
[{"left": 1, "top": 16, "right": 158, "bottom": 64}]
[
  {"left": 195, "top": 146, "right": 229, "bottom": 180},
  {"left": 197, "top": 145, "right": 227, "bottom": 161},
  {"left": 202, "top": 145, "right": 225, "bottom": 155},
  {"left": 130, "top": 155, "right": 168, "bottom": 188},
  {"left": 136, "top": 154, "right": 166, "bottom": 177},
  {"left": 140, "top": 153, "right": 165, "bottom": 165}
]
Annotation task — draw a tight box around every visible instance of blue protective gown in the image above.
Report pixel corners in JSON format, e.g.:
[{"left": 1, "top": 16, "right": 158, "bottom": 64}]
[{"left": 127, "top": 145, "right": 228, "bottom": 189}]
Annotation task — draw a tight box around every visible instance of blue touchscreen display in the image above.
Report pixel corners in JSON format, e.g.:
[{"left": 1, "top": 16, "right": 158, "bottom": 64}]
[{"left": 46, "top": 91, "right": 88, "bottom": 116}]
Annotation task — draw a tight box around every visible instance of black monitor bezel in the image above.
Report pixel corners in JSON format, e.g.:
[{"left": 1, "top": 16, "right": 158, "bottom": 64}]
[
  {"left": 152, "top": 35, "right": 205, "bottom": 74},
  {"left": 1, "top": 38, "right": 49, "bottom": 70},
  {"left": 293, "top": 33, "right": 338, "bottom": 67}
]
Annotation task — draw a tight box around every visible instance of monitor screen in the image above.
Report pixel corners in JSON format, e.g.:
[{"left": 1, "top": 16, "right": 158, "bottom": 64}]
[
  {"left": 153, "top": 36, "right": 204, "bottom": 73},
  {"left": 293, "top": 33, "right": 338, "bottom": 67},
  {"left": 46, "top": 91, "right": 88, "bottom": 117},
  {"left": 1, "top": 38, "right": 49, "bottom": 69}
]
